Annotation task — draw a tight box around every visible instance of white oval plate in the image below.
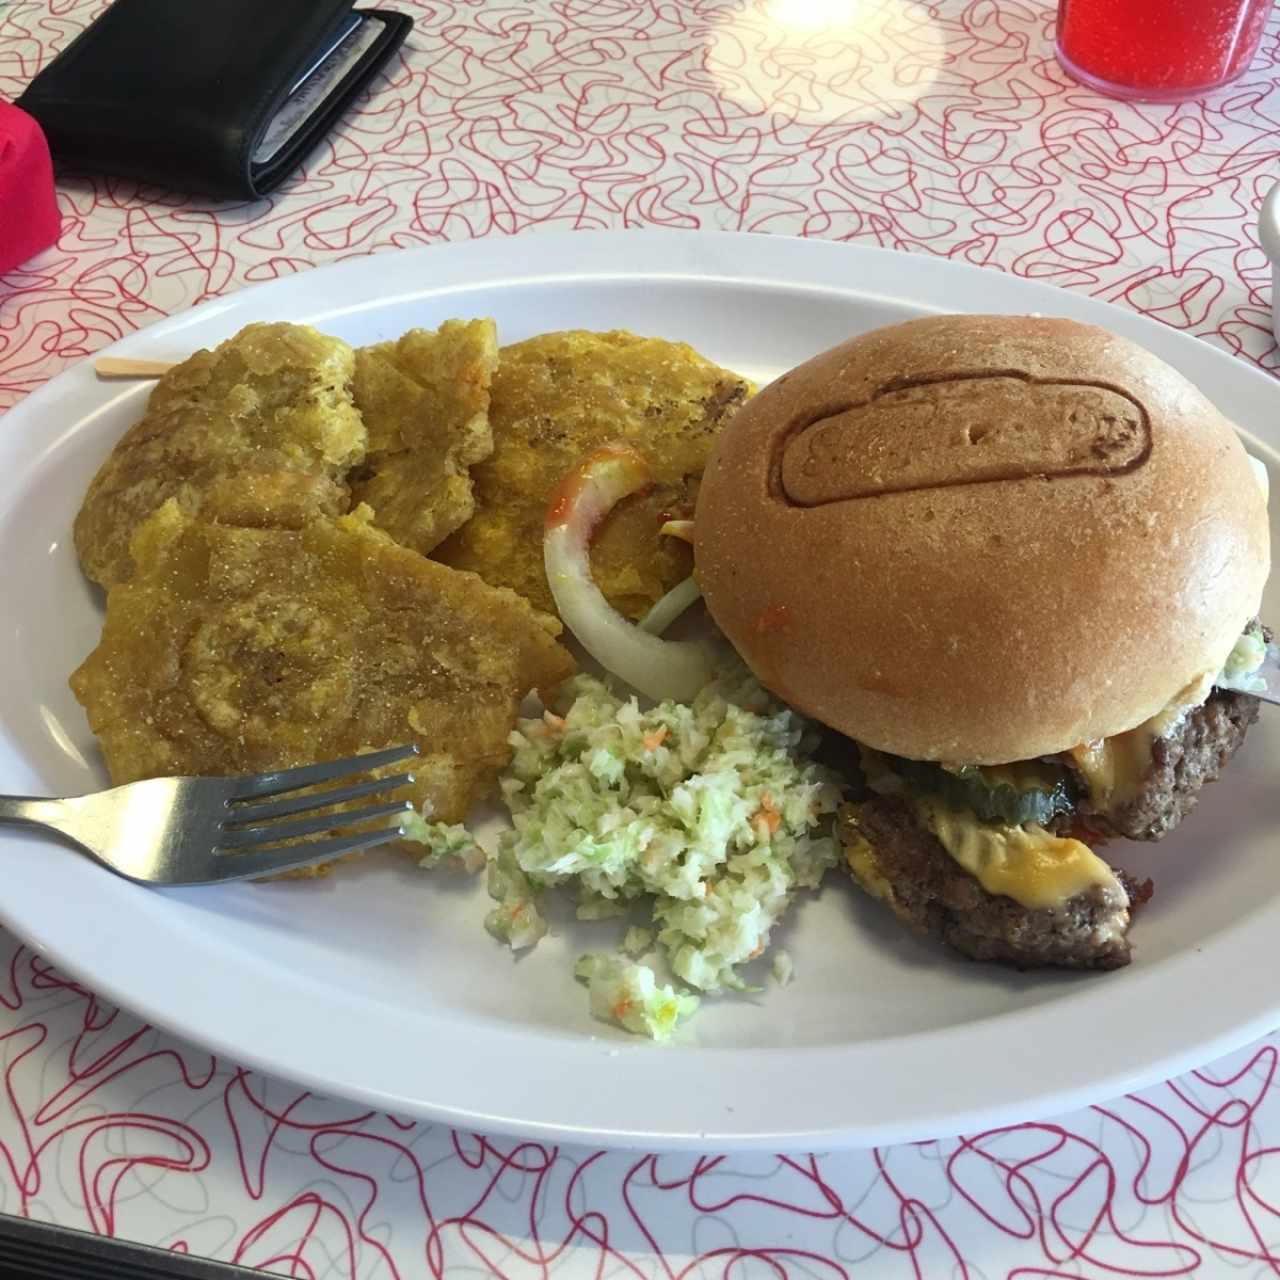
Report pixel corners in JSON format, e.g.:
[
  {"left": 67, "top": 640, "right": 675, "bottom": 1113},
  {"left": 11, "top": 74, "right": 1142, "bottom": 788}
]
[{"left": 1, "top": 230, "right": 1276, "bottom": 1150}]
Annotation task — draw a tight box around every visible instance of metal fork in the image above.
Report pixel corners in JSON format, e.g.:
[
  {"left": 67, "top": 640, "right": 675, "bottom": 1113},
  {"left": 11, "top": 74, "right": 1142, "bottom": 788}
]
[{"left": 0, "top": 745, "right": 419, "bottom": 885}]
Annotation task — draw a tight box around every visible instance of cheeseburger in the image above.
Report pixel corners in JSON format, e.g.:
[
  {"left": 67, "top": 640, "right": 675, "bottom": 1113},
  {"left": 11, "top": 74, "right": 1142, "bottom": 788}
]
[{"left": 695, "top": 314, "right": 1271, "bottom": 970}]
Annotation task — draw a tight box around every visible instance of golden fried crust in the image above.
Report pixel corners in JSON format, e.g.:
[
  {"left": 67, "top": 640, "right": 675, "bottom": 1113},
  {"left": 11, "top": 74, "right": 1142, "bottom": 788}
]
[
  {"left": 350, "top": 320, "right": 498, "bottom": 555},
  {"left": 432, "top": 330, "right": 751, "bottom": 619},
  {"left": 74, "top": 323, "right": 366, "bottom": 588},
  {"left": 69, "top": 501, "right": 575, "bottom": 870}
]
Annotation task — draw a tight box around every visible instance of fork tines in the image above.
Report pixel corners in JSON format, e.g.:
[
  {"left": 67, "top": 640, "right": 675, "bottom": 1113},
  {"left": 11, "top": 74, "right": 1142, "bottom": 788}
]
[
  {"left": 232, "top": 744, "right": 420, "bottom": 801},
  {"left": 219, "top": 744, "right": 420, "bottom": 858}
]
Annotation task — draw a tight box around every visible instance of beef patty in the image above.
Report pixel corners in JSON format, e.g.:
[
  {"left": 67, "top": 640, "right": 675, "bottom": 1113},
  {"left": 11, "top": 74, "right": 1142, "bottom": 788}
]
[
  {"left": 1077, "top": 688, "right": 1260, "bottom": 841},
  {"left": 840, "top": 796, "right": 1153, "bottom": 970},
  {"left": 831, "top": 670, "right": 1258, "bottom": 970}
]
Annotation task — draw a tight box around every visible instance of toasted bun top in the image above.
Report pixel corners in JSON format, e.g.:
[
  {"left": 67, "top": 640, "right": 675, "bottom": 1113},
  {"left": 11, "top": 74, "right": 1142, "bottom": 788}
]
[{"left": 695, "top": 314, "right": 1271, "bottom": 763}]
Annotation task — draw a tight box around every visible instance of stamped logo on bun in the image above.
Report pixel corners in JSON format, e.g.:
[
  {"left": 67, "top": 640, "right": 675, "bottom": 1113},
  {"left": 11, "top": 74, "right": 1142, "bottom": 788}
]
[{"left": 780, "top": 375, "right": 1151, "bottom": 506}]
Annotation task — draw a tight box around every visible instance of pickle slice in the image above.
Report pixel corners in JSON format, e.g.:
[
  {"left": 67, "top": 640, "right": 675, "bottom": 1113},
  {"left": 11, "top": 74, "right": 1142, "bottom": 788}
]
[{"left": 891, "top": 757, "right": 1076, "bottom": 827}]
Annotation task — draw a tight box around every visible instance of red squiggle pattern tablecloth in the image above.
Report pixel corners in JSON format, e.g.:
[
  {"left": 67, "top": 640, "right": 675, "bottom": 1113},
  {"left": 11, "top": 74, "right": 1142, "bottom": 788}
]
[{"left": 2, "top": 0, "right": 1280, "bottom": 1275}]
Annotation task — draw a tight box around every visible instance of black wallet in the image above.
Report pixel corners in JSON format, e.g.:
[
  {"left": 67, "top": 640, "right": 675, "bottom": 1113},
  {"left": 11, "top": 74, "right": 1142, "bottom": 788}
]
[{"left": 17, "top": 0, "right": 412, "bottom": 200}]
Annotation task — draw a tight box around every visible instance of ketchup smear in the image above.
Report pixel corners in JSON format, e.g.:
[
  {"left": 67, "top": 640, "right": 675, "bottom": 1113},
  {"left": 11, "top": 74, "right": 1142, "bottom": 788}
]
[{"left": 1056, "top": 0, "right": 1270, "bottom": 100}]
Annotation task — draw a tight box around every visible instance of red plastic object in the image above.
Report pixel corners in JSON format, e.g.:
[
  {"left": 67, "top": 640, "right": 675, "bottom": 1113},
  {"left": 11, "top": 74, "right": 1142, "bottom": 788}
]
[
  {"left": 1056, "top": 0, "right": 1271, "bottom": 101},
  {"left": 0, "top": 102, "right": 59, "bottom": 274}
]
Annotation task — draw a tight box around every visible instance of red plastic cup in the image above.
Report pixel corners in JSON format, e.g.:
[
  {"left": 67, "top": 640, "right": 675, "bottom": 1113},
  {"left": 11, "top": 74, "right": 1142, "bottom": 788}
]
[
  {"left": 0, "top": 103, "right": 60, "bottom": 273},
  {"left": 1056, "top": 0, "right": 1271, "bottom": 101}
]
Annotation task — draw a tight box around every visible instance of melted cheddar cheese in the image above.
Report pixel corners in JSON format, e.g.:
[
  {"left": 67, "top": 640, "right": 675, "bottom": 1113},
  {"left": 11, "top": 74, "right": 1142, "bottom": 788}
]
[
  {"left": 842, "top": 823, "right": 897, "bottom": 904},
  {"left": 915, "top": 797, "right": 1119, "bottom": 910},
  {"left": 1069, "top": 730, "right": 1155, "bottom": 812},
  {"left": 1069, "top": 673, "right": 1214, "bottom": 811}
]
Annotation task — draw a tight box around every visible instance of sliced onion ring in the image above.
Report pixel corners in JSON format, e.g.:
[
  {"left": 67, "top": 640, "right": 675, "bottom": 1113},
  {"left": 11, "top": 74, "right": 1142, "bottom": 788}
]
[
  {"left": 544, "top": 443, "right": 715, "bottom": 702},
  {"left": 658, "top": 519, "right": 695, "bottom": 544},
  {"left": 639, "top": 575, "right": 702, "bottom": 636}
]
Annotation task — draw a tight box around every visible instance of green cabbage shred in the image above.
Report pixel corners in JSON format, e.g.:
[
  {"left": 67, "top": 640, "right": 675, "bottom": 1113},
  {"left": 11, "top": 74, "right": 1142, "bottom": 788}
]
[
  {"left": 402, "top": 812, "right": 485, "bottom": 872},
  {"left": 575, "top": 953, "right": 699, "bottom": 1041},
  {"left": 1217, "top": 623, "right": 1270, "bottom": 694}
]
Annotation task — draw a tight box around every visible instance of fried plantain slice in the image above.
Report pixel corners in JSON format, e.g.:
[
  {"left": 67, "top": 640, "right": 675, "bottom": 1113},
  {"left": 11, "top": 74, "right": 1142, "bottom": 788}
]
[
  {"left": 432, "top": 329, "right": 752, "bottom": 619},
  {"left": 350, "top": 319, "right": 498, "bottom": 555},
  {"left": 74, "top": 323, "right": 366, "bottom": 588},
  {"left": 70, "top": 501, "right": 575, "bottom": 872}
]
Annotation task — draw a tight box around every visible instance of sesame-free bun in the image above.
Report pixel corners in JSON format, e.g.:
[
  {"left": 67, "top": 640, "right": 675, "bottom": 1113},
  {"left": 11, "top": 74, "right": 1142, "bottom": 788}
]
[{"left": 695, "top": 315, "right": 1270, "bottom": 764}]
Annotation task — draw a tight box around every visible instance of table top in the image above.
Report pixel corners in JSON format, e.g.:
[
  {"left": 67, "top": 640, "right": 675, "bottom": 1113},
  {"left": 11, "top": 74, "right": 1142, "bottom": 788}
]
[{"left": 2, "top": 0, "right": 1280, "bottom": 1275}]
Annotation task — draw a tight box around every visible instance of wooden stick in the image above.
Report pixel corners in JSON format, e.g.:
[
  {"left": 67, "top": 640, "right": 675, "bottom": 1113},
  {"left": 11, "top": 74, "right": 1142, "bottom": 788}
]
[{"left": 95, "top": 357, "right": 178, "bottom": 379}]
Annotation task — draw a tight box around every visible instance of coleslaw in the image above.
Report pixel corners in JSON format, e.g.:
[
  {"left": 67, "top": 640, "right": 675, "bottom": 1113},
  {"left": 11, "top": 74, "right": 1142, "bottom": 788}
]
[{"left": 486, "top": 659, "right": 842, "bottom": 1039}]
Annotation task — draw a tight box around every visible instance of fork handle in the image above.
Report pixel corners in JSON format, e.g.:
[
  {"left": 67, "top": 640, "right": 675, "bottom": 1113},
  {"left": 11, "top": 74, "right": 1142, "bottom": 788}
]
[{"left": 0, "top": 796, "right": 74, "bottom": 831}]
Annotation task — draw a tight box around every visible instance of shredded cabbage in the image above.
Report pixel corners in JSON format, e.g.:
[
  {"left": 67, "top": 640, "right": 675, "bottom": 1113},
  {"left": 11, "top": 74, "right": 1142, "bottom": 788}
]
[
  {"left": 1217, "top": 623, "right": 1270, "bottom": 694},
  {"left": 402, "top": 812, "right": 486, "bottom": 873},
  {"left": 575, "top": 953, "right": 699, "bottom": 1041},
  {"left": 483, "top": 845, "right": 548, "bottom": 950},
  {"left": 621, "top": 926, "right": 654, "bottom": 957},
  {"left": 488, "top": 659, "right": 841, "bottom": 1036}
]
